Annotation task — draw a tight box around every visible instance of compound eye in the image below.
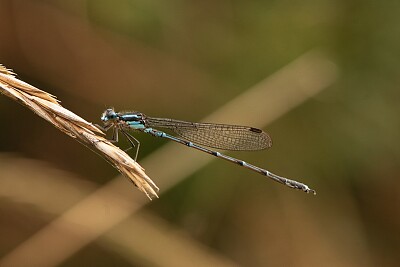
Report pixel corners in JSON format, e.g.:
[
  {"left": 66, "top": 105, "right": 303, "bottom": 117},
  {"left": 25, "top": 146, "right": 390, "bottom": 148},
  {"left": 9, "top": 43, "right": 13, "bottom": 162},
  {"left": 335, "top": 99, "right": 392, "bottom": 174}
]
[
  {"left": 100, "top": 113, "right": 108, "bottom": 122},
  {"left": 101, "top": 108, "right": 118, "bottom": 122}
]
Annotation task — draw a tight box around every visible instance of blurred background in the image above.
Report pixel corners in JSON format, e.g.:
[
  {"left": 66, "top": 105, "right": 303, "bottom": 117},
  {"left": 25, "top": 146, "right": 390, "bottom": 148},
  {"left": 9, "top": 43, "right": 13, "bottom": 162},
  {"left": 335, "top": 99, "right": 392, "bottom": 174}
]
[{"left": 0, "top": 0, "right": 399, "bottom": 266}]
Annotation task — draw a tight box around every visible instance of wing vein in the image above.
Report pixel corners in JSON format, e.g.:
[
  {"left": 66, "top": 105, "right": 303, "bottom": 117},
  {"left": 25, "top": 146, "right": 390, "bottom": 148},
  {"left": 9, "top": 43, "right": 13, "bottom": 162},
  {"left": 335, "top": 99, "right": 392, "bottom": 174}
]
[{"left": 146, "top": 117, "right": 272, "bottom": 151}]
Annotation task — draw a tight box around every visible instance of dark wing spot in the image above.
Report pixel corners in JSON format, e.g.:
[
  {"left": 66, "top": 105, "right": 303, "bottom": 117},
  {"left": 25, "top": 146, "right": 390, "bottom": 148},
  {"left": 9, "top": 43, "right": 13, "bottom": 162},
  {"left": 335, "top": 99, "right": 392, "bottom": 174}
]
[{"left": 249, "top": 127, "right": 262, "bottom": 133}]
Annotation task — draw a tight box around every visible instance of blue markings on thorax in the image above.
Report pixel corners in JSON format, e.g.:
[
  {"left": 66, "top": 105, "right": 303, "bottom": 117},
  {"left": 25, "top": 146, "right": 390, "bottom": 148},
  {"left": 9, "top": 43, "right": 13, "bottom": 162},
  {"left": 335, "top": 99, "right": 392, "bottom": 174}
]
[
  {"left": 121, "top": 114, "right": 142, "bottom": 121},
  {"left": 121, "top": 113, "right": 146, "bottom": 130}
]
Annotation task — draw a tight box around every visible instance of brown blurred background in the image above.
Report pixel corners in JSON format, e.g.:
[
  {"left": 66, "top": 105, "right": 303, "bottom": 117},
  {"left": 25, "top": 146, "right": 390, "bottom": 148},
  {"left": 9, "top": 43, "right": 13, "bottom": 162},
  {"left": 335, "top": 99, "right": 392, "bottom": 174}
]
[{"left": 0, "top": 0, "right": 399, "bottom": 266}]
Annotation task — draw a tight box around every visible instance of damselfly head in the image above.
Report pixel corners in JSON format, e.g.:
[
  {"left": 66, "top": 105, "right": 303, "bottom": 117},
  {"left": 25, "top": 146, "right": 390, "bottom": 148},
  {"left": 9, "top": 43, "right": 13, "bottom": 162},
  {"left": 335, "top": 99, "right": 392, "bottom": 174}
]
[{"left": 101, "top": 108, "right": 118, "bottom": 122}]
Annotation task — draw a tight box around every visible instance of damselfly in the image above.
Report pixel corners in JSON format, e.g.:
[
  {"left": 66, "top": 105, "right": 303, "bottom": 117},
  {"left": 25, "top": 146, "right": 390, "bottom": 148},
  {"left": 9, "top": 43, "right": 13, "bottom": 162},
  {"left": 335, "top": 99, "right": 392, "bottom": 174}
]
[{"left": 98, "top": 108, "right": 315, "bottom": 194}]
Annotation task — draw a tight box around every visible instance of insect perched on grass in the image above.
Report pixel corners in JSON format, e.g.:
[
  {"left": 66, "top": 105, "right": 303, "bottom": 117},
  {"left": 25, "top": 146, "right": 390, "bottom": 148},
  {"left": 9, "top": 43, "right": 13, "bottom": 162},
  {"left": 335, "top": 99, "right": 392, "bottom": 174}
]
[{"left": 98, "top": 108, "right": 315, "bottom": 194}]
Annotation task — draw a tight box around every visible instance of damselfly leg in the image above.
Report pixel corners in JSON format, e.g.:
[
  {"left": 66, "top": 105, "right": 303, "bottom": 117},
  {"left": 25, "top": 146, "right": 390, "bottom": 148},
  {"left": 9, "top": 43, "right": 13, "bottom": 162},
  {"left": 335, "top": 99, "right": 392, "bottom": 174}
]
[
  {"left": 96, "top": 123, "right": 140, "bottom": 161},
  {"left": 120, "top": 130, "right": 140, "bottom": 161}
]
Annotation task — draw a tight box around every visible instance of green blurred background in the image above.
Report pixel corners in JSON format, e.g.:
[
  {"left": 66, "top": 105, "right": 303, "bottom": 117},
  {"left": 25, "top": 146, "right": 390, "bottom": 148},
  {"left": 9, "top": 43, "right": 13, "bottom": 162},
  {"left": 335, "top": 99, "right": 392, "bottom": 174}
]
[{"left": 0, "top": 0, "right": 399, "bottom": 266}]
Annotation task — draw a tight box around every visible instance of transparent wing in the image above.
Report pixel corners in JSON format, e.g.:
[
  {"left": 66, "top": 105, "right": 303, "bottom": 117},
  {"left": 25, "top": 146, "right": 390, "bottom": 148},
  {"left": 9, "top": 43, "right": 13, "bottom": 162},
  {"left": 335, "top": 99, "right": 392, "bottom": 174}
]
[{"left": 146, "top": 117, "right": 272, "bottom": 151}]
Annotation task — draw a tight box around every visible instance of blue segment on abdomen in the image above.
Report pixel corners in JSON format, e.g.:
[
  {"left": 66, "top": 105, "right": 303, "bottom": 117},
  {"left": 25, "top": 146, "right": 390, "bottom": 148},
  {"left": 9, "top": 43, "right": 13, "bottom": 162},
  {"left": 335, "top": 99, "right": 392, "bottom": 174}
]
[
  {"left": 144, "top": 128, "right": 166, "bottom": 137},
  {"left": 127, "top": 121, "right": 145, "bottom": 129}
]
